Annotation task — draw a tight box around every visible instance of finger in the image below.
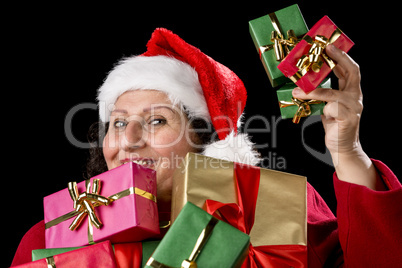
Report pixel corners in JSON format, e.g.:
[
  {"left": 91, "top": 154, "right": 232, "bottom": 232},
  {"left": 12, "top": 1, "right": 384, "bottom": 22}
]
[
  {"left": 323, "top": 101, "right": 349, "bottom": 121},
  {"left": 332, "top": 63, "right": 345, "bottom": 81},
  {"left": 293, "top": 87, "right": 361, "bottom": 113},
  {"left": 293, "top": 87, "right": 340, "bottom": 103},
  {"left": 326, "top": 44, "right": 361, "bottom": 88}
]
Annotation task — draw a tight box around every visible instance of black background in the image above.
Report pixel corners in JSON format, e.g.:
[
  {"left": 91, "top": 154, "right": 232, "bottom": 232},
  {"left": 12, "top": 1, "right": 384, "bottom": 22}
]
[{"left": 5, "top": 1, "right": 400, "bottom": 266}]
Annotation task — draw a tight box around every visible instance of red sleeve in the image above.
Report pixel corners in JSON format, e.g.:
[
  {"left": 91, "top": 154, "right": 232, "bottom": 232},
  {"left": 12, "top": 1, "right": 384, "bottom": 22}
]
[
  {"left": 11, "top": 220, "right": 45, "bottom": 267},
  {"left": 334, "top": 159, "right": 402, "bottom": 267},
  {"left": 307, "top": 183, "right": 343, "bottom": 267}
]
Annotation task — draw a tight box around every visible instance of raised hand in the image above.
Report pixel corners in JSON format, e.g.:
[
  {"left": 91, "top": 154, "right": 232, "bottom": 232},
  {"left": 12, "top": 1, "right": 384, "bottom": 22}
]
[{"left": 292, "top": 44, "right": 385, "bottom": 190}]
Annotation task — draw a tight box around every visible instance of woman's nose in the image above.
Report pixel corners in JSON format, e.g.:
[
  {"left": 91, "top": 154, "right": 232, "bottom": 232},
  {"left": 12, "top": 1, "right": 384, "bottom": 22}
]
[{"left": 121, "top": 119, "right": 146, "bottom": 150}]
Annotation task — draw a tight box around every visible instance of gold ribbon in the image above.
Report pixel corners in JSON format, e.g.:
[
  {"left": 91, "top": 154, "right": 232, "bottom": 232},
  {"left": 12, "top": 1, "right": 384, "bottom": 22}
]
[
  {"left": 45, "top": 179, "right": 157, "bottom": 244},
  {"left": 279, "top": 97, "right": 324, "bottom": 124},
  {"left": 46, "top": 256, "right": 56, "bottom": 268},
  {"left": 289, "top": 28, "right": 342, "bottom": 83},
  {"left": 146, "top": 217, "right": 219, "bottom": 268},
  {"left": 259, "top": 12, "right": 300, "bottom": 61},
  {"left": 68, "top": 179, "right": 111, "bottom": 231}
]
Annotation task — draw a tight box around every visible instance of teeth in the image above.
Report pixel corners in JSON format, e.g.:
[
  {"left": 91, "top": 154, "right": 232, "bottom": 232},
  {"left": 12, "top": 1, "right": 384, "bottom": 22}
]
[
  {"left": 123, "top": 160, "right": 153, "bottom": 167},
  {"left": 133, "top": 160, "right": 146, "bottom": 166}
]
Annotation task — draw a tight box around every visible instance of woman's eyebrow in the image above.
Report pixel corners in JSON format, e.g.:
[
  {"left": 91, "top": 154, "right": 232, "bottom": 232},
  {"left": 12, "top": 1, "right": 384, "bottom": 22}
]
[
  {"left": 111, "top": 109, "right": 128, "bottom": 114},
  {"left": 143, "top": 105, "right": 176, "bottom": 114}
]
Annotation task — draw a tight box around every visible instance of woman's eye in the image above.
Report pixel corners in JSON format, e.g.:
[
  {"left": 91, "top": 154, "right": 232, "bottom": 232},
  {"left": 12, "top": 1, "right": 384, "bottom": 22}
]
[
  {"left": 146, "top": 118, "right": 167, "bottom": 132},
  {"left": 113, "top": 120, "right": 127, "bottom": 128},
  {"left": 149, "top": 118, "right": 166, "bottom": 125}
]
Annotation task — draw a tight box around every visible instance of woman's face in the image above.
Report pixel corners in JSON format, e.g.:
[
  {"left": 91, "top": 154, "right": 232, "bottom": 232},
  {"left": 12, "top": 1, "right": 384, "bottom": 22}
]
[{"left": 103, "top": 90, "right": 198, "bottom": 210}]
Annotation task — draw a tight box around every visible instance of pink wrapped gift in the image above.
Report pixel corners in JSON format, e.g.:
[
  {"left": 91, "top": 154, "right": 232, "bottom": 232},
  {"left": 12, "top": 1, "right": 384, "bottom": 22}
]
[
  {"left": 44, "top": 163, "right": 159, "bottom": 248},
  {"left": 11, "top": 241, "right": 117, "bottom": 267}
]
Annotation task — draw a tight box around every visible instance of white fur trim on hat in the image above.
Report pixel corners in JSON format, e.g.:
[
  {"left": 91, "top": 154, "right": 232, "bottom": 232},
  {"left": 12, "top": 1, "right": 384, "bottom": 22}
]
[
  {"left": 97, "top": 55, "right": 209, "bottom": 122},
  {"left": 202, "top": 131, "right": 261, "bottom": 166}
]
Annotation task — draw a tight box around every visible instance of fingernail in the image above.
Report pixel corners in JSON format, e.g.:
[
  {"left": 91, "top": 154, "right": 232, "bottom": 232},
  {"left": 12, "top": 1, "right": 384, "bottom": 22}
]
[
  {"left": 327, "top": 44, "right": 335, "bottom": 52},
  {"left": 292, "top": 87, "right": 302, "bottom": 96}
]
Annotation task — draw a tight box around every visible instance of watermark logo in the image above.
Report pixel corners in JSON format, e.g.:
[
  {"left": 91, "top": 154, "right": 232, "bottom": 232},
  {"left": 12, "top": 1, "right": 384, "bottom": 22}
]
[
  {"left": 301, "top": 114, "right": 333, "bottom": 167},
  {"left": 64, "top": 101, "right": 333, "bottom": 169}
]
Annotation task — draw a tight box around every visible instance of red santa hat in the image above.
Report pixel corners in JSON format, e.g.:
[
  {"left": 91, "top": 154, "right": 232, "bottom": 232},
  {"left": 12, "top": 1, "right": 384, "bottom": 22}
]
[{"left": 97, "top": 28, "right": 260, "bottom": 165}]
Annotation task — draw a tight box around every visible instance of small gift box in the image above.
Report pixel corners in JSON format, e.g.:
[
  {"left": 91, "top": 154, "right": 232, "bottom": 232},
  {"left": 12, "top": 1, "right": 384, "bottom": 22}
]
[
  {"left": 44, "top": 162, "right": 159, "bottom": 248},
  {"left": 249, "top": 4, "right": 308, "bottom": 87},
  {"left": 171, "top": 153, "right": 307, "bottom": 267},
  {"left": 278, "top": 16, "right": 354, "bottom": 93},
  {"left": 145, "top": 202, "right": 250, "bottom": 268},
  {"left": 13, "top": 241, "right": 117, "bottom": 268},
  {"left": 277, "top": 77, "right": 331, "bottom": 123}
]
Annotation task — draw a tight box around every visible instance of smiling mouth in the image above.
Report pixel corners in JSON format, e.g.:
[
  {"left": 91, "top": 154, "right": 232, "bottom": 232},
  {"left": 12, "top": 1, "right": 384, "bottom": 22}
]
[{"left": 120, "top": 159, "right": 156, "bottom": 169}]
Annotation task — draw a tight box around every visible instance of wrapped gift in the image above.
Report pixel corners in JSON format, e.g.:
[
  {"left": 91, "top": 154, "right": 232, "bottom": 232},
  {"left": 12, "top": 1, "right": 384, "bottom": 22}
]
[
  {"left": 249, "top": 4, "right": 308, "bottom": 87},
  {"left": 44, "top": 162, "right": 159, "bottom": 248},
  {"left": 12, "top": 241, "right": 117, "bottom": 267},
  {"left": 278, "top": 16, "right": 354, "bottom": 93},
  {"left": 277, "top": 77, "right": 331, "bottom": 123},
  {"left": 145, "top": 202, "right": 250, "bottom": 268},
  {"left": 32, "top": 247, "right": 82, "bottom": 261},
  {"left": 32, "top": 241, "right": 160, "bottom": 268},
  {"left": 141, "top": 241, "right": 160, "bottom": 267},
  {"left": 112, "top": 241, "right": 161, "bottom": 268},
  {"left": 171, "top": 152, "right": 307, "bottom": 267}
]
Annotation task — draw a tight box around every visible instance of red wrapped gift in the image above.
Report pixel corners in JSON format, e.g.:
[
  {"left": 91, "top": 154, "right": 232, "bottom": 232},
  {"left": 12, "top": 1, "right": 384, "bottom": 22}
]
[
  {"left": 277, "top": 16, "right": 354, "bottom": 93},
  {"left": 11, "top": 241, "right": 117, "bottom": 268}
]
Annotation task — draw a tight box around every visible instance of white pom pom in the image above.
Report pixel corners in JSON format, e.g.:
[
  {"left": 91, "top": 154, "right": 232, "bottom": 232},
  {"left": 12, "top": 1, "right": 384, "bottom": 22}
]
[{"left": 202, "top": 131, "right": 261, "bottom": 166}]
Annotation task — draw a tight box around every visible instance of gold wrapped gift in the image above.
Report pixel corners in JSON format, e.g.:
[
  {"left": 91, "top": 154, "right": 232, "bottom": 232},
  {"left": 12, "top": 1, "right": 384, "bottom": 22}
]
[{"left": 171, "top": 153, "right": 307, "bottom": 247}]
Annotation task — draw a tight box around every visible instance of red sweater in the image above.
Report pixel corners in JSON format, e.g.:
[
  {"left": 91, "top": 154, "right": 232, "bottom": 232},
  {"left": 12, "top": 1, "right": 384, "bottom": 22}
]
[{"left": 11, "top": 159, "right": 402, "bottom": 267}]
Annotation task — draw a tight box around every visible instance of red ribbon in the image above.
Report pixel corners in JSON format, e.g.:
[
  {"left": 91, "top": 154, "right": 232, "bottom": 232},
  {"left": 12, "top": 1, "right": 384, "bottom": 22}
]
[
  {"left": 113, "top": 242, "right": 142, "bottom": 268},
  {"left": 204, "top": 163, "right": 307, "bottom": 268}
]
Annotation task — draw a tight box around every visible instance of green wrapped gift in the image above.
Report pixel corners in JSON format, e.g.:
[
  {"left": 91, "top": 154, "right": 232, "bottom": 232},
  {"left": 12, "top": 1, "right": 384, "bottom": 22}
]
[
  {"left": 249, "top": 4, "right": 308, "bottom": 87},
  {"left": 32, "top": 246, "right": 83, "bottom": 261},
  {"left": 276, "top": 78, "right": 331, "bottom": 123},
  {"left": 33, "top": 241, "right": 160, "bottom": 266},
  {"left": 145, "top": 202, "right": 250, "bottom": 268},
  {"left": 142, "top": 241, "right": 161, "bottom": 267}
]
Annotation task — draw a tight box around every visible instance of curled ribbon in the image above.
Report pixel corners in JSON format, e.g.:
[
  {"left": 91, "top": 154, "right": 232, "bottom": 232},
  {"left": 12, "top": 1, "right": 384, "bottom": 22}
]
[
  {"left": 279, "top": 97, "right": 324, "bottom": 124},
  {"left": 259, "top": 12, "right": 300, "bottom": 61},
  {"left": 68, "top": 179, "right": 112, "bottom": 231},
  {"left": 260, "top": 29, "right": 298, "bottom": 61},
  {"left": 291, "top": 28, "right": 342, "bottom": 82}
]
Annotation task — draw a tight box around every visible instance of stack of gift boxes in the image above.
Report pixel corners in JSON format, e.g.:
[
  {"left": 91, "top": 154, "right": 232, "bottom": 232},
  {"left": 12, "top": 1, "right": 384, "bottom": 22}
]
[
  {"left": 14, "top": 153, "right": 308, "bottom": 268},
  {"left": 12, "top": 4, "right": 354, "bottom": 267},
  {"left": 14, "top": 162, "right": 163, "bottom": 267},
  {"left": 249, "top": 4, "right": 354, "bottom": 123}
]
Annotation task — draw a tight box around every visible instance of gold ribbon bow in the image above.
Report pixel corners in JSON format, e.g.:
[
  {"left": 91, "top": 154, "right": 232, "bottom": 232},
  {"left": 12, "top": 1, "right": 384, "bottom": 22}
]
[
  {"left": 279, "top": 97, "right": 323, "bottom": 124},
  {"left": 68, "top": 179, "right": 112, "bottom": 231},
  {"left": 290, "top": 28, "right": 342, "bottom": 82},
  {"left": 146, "top": 217, "right": 219, "bottom": 268},
  {"left": 259, "top": 12, "right": 300, "bottom": 61}
]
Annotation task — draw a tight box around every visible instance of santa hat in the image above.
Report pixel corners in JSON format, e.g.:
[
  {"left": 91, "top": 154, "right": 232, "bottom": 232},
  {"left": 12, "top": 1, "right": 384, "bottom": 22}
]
[{"left": 97, "top": 28, "right": 260, "bottom": 166}]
